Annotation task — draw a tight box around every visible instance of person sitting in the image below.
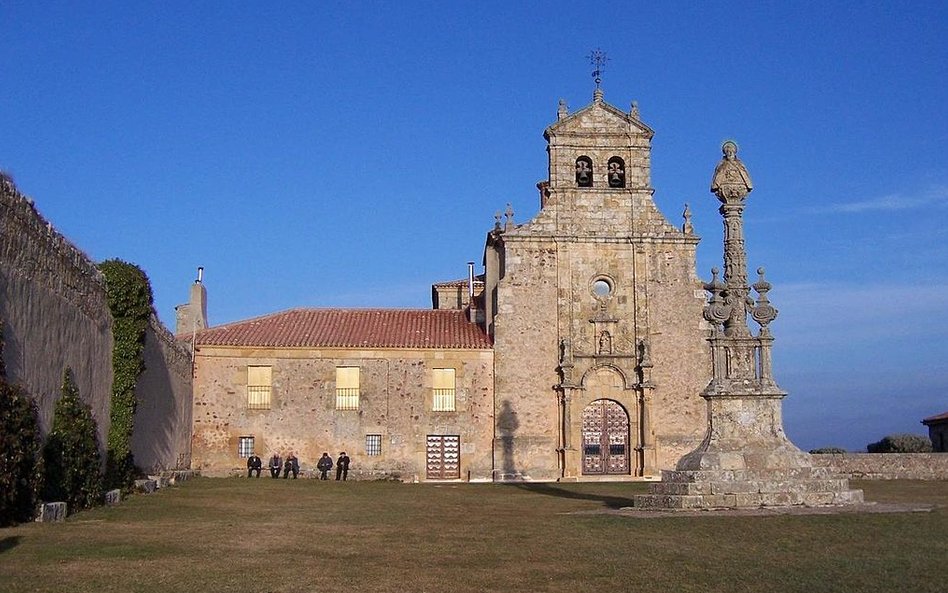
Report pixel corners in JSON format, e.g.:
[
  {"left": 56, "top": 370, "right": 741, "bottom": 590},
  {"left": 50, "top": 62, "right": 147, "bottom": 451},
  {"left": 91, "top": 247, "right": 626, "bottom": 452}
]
[
  {"left": 335, "top": 451, "right": 350, "bottom": 481},
  {"left": 247, "top": 453, "right": 262, "bottom": 478},
  {"left": 316, "top": 452, "right": 333, "bottom": 480},
  {"left": 283, "top": 453, "right": 299, "bottom": 479},
  {"left": 268, "top": 453, "right": 282, "bottom": 478}
]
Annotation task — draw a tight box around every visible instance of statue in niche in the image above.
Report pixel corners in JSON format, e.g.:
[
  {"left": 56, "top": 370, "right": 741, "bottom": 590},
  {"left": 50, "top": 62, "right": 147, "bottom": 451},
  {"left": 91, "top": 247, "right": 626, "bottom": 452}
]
[
  {"left": 559, "top": 338, "right": 571, "bottom": 364},
  {"left": 711, "top": 140, "right": 753, "bottom": 196},
  {"left": 598, "top": 331, "right": 613, "bottom": 355},
  {"left": 607, "top": 157, "right": 626, "bottom": 188},
  {"left": 575, "top": 156, "right": 593, "bottom": 187}
]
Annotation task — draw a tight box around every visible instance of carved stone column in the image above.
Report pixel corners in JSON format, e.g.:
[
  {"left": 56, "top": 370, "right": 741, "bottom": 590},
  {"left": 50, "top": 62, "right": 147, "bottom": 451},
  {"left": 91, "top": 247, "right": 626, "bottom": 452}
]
[{"left": 633, "top": 141, "right": 863, "bottom": 508}]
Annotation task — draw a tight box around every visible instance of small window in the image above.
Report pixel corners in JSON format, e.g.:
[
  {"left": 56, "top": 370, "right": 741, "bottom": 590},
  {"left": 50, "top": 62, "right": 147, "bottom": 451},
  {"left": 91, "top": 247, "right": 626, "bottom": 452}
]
[
  {"left": 247, "top": 366, "right": 272, "bottom": 409},
  {"left": 592, "top": 278, "right": 612, "bottom": 299},
  {"left": 336, "top": 366, "right": 360, "bottom": 410},
  {"left": 366, "top": 434, "right": 382, "bottom": 456},
  {"left": 238, "top": 436, "right": 254, "bottom": 458},
  {"left": 432, "top": 368, "right": 456, "bottom": 412},
  {"left": 575, "top": 156, "right": 593, "bottom": 187}
]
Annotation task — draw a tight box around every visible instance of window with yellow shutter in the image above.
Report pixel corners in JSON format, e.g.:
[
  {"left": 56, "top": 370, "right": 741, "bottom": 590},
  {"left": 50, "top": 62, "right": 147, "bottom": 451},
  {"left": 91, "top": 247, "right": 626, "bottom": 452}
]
[
  {"left": 247, "top": 366, "right": 272, "bottom": 410},
  {"left": 432, "top": 368, "right": 456, "bottom": 412},
  {"left": 335, "top": 366, "right": 360, "bottom": 410}
]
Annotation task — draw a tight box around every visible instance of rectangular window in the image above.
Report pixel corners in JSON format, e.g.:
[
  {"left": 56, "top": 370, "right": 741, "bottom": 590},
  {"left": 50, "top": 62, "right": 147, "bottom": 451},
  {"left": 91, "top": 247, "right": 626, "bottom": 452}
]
[
  {"left": 336, "top": 366, "right": 360, "bottom": 410},
  {"left": 238, "top": 436, "right": 254, "bottom": 458},
  {"left": 432, "top": 368, "right": 456, "bottom": 412},
  {"left": 247, "top": 366, "right": 272, "bottom": 410},
  {"left": 365, "top": 434, "right": 382, "bottom": 456}
]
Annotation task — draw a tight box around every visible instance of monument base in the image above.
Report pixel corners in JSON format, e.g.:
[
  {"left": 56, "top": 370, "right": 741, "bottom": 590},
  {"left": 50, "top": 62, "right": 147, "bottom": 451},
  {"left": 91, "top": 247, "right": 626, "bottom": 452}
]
[{"left": 634, "top": 394, "right": 863, "bottom": 509}]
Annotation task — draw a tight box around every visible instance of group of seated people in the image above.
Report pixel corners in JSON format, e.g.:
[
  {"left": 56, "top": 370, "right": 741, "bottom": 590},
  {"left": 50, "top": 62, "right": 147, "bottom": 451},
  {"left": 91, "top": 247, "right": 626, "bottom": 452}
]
[{"left": 245, "top": 451, "right": 351, "bottom": 480}]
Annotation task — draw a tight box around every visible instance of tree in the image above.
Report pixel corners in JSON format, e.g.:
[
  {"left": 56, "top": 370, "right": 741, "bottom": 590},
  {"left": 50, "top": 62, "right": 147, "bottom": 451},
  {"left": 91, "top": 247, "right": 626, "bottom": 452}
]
[
  {"left": 42, "top": 368, "right": 103, "bottom": 512},
  {"left": 0, "top": 327, "right": 43, "bottom": 525},
  {"left": 809, "top": 447, "right": 847, "bottom": 454},
  {"left": 866, "top": 433, "right": 933, "bottom": 453}
]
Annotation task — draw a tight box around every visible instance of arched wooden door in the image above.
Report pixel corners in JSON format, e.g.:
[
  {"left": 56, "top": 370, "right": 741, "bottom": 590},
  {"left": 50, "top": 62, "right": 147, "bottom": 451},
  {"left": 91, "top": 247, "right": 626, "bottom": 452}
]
[{"left": 581, "top": 399, "right": 630, "bottom": 475}]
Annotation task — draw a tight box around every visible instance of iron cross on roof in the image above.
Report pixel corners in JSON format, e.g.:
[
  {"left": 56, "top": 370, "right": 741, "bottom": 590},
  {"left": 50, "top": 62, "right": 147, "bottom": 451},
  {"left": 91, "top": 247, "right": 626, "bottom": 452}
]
[{"left": 588, "top": 48, "right": 609, "bottom": 88}]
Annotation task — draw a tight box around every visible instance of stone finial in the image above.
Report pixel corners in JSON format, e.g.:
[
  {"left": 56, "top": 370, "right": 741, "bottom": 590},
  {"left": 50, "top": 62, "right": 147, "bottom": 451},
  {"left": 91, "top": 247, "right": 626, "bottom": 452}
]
[
  {"left": 504, "top": 203, "right": 515, "bottom": 231},
  {"left": 751, "top": 267, "right": 778, "bottom": 330},
  {"left": 711, "top": 140, "right": 753, "bottom": 202},
  {"left": 630, "top": 101, "right": 640, "bottom": 120},
  {"left": 702, "top": 268, "right": 730, "bottom": 328},
  {"left": 557, "top": 99, "right": 569, "bottom": 121},
  {"left": 593, "top": 87, "right": 604, "bottom": 103},
  {"left": 682, "top": 203, "right": 693, "bottom": 234},
  {"left": 494, "top": 211, "right": 502, "bottom": 231}
]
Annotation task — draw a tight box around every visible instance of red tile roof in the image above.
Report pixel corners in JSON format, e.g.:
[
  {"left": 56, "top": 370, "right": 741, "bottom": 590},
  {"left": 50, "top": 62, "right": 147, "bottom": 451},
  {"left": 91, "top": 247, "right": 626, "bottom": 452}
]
[
  {"left": 191, "top": 308, "right": 492, "bottom": 350},
  {"left": 432, "top": 274, "right": 485, "bottom": 288},
  {"left": 922, "top": 411, "right": 948, "bottom": 425}
]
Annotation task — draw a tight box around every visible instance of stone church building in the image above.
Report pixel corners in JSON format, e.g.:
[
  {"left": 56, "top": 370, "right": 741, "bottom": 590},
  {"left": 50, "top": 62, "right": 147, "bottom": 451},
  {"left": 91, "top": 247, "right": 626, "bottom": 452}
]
[{"left": 183, "top": 89, "right": 711, "bottom": 481}]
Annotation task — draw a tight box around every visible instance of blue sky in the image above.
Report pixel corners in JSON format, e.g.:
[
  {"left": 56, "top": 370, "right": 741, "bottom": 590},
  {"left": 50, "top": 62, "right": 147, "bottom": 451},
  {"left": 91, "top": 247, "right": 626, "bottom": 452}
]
[{"left": 2, "top": 2, "right": 946, "bottom": 452}]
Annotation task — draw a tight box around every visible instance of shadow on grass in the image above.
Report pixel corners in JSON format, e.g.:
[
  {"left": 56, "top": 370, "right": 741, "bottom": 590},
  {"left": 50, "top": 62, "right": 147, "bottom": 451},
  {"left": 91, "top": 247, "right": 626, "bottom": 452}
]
[
  {"left": 0, "top": 536, "right": 22, "bottom": 554},
  {"left": 506, "top": 482, "right": 637, "bottom": 509}
]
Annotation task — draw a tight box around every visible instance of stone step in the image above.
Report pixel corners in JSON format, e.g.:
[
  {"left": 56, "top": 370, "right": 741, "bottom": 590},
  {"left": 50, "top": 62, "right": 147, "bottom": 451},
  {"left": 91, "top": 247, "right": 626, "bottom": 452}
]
[
  {"left": 633, "top": 487, "right": 863, "bottom": 510},
  {"left": 647, "top": 478, "right": 852, "bottom": 496},
  {"left": 661, "top": 465, "right": 837, "bottom": 483}
]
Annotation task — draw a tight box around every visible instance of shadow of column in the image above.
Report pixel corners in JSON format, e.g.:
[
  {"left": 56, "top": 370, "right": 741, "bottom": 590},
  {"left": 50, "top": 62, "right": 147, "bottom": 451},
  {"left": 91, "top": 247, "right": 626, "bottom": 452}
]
[{"left": 497, "top": 399, "right": 520, "bottom": 479}]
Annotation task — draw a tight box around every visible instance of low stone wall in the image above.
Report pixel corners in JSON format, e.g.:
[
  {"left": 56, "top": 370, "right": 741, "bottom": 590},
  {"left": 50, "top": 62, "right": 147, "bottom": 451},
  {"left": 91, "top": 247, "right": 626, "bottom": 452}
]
[{"left": 812, "top": 453, "right": 948, "bottom": 480}]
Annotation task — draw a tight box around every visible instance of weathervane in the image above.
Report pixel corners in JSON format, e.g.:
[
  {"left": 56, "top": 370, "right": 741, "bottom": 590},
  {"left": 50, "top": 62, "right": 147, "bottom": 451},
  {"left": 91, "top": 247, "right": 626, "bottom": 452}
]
[{"left": 587, "top": 48, "right": 608, "bottom": 89}]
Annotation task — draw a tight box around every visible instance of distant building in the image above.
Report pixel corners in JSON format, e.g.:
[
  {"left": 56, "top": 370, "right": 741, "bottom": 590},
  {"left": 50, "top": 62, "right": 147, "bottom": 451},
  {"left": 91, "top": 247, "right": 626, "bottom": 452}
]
[
  {"left": 182, "top": 88, "right": 710, "bottom": 480},
  {"left": 922, "top": 411, "right": 948, "bottom": 452}
]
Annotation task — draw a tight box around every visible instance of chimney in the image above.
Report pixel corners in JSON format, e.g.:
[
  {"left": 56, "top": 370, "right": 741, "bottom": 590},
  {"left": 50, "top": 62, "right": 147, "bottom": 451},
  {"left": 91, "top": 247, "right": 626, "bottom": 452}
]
[{"left": 175, "top": 266, "right": 208, "bottom": 335}]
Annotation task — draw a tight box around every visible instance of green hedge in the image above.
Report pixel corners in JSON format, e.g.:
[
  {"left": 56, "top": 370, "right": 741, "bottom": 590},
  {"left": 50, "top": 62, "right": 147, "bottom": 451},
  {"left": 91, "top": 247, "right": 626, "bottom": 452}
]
[{"left": 98, "top": 259, "right": 153, "bottom": 490}]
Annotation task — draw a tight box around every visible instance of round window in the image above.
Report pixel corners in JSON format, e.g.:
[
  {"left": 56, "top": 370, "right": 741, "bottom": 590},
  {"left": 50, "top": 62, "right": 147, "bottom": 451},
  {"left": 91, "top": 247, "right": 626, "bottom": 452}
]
[{"left": 592, "top": 278, "right": 613, "bottom": 299}]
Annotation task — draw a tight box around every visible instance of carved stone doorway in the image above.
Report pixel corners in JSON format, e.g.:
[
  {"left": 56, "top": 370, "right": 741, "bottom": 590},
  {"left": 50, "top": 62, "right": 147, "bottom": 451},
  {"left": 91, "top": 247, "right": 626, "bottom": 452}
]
[{"left": 581, "top": 399, "right": 630, "bottom": 475}]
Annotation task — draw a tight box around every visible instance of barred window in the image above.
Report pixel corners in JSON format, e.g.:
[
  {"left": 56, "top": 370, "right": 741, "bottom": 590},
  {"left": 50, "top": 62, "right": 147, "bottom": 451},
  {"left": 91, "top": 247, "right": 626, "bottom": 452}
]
[
  {"left": 336, "top": 366, "right": 360, "bottom": 410},
  {"left": 432, "top": 368, "right": 456, "bottom": 412},
  {"left": 247, "top": 366, "right": 272, "bottom": 410},
  {"left": 238, "top": 436, "right": 254, "bottom": 458},
  {"left": 365, "top": 434, "right": 382, "bottom": 456}
]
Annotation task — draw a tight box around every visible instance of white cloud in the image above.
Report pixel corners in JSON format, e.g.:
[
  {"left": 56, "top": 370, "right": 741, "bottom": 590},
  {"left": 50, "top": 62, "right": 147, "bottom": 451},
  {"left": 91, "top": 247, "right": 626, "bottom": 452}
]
[{"left": 820, "top": 185, "right": 948, "bottom": 213}]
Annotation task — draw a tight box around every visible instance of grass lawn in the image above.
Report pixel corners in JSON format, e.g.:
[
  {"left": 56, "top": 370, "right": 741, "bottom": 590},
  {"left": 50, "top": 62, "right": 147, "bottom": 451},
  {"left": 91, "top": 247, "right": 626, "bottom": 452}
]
[{"left": 0, "top": 479, "right": 945, "bottom": 593}]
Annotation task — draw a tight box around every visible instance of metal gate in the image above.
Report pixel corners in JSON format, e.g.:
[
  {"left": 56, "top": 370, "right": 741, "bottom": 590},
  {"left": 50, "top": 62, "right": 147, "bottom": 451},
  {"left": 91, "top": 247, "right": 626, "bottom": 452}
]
[
  {"left": 581, "top": 399, "right": 630, "bottom": 475},
  {"left": 426, "top": 435, "right": 460, "bottom": 479}
]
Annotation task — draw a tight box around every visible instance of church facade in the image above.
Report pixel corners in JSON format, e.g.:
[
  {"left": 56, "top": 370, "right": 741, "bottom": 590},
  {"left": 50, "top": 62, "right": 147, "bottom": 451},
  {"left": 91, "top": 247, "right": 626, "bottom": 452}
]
[{"left": 184, "top": 89, "right": 711, "bottom": 481}]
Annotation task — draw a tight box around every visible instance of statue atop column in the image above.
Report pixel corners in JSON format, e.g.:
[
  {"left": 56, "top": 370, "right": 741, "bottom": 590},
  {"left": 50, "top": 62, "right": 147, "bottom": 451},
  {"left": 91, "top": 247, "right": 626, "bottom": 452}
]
[{"left": 711, "top": 140, "right": 752, "bottom": 199}]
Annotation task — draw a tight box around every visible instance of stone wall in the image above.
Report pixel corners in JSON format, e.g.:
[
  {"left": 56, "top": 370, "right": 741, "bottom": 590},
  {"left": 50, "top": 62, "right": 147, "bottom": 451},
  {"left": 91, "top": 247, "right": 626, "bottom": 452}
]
[
  {"left": 130, "top": 315, "right": 193, "bottom": 471},
  {"left": 812, "top": 453, "right": 948, "bottom": 480},
  {"left": 0, "top": 177, "right": 112, "bottom": 447},
  {"left": 191, "top": 345, "right": 494, "bottom": 480}
]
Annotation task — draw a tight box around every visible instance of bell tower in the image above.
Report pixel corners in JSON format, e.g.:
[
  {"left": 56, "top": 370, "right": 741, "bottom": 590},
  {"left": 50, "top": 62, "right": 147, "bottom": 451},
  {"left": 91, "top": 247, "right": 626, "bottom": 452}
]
[{"left": 484, "top": 83, "right": 710, "bottom": 482}]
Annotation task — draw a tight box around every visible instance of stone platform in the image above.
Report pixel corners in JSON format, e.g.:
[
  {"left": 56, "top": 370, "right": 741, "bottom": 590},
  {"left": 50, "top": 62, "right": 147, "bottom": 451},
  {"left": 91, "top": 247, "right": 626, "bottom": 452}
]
[{"left": 634, "top": 466, "right": 863, "bottom": 509}]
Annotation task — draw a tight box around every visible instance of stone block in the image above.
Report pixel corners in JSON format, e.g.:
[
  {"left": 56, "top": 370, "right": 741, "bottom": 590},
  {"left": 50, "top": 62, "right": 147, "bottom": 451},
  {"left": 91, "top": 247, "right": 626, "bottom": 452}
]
[
  {"left": 35, "top": 502, "right": 67, "bottom": 522},
  {"left": 104, "top": 489, "right": 121, "bottom": 505},
  {"left": 134, "top": 479, "right": 157, "bottom": 493},
  {"left": 733, "top": 492, "right": 764, "bottom": 507}
]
